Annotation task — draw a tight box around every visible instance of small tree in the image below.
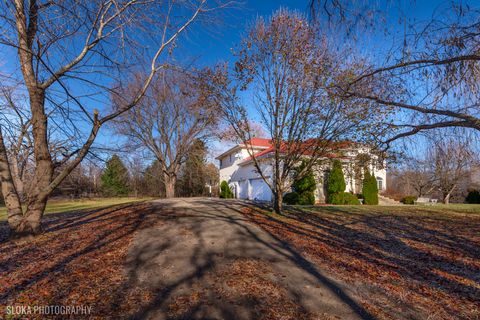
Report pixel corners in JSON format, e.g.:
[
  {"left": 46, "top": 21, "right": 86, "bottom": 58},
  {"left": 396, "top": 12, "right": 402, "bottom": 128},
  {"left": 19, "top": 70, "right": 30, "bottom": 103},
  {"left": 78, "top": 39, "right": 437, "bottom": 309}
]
[
  {"left": 429, "top": 139, "right": 473, "bottom": 204},
  {"left": 362, "top": 170, "right": 378, "bottom": 205},
  {"left": 326, "top": 160, "right": 346, "bottom": 202},
  {"left": 101, "top": 155, "right": 130, "bottom": 197},
  {"left": 176, "top": 140, "right": 209, "bottom": 197},
  {"left": 220, "top": 181, "right": 234, "bottom": 199}
]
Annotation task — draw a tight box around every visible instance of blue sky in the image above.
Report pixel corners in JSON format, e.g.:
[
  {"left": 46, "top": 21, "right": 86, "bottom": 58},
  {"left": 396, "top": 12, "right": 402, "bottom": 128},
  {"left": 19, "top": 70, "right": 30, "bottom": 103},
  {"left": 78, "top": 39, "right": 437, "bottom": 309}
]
[
  {"left": 2, "top": 0, "right": 476, "bottom": 165},
  {"left": 172, "top": 0, "right": 458, "bottom": 67},
  {"left": 174, "top": 0, "right": 467, "bottom": 160},
  {"left": 173, "top": 0, "right": 311, "bottom": 66},
  {"left": 93, "top": 0, "right": 480, "bottom": 162}
]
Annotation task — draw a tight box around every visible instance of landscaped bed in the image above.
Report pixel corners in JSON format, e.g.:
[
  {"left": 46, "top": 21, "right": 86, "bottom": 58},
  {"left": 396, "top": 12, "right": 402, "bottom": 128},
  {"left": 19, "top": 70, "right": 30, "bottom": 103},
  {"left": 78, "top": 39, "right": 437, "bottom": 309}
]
[{"left": 242, "top": 205, "right": 480, "bottom": 320}]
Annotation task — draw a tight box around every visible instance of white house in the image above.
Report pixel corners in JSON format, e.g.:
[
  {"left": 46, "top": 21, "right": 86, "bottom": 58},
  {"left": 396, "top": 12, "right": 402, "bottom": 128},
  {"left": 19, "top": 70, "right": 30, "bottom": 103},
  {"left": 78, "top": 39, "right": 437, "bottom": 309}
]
[{"left": 216, "top": 138, "right": 387, "bottom": 203}]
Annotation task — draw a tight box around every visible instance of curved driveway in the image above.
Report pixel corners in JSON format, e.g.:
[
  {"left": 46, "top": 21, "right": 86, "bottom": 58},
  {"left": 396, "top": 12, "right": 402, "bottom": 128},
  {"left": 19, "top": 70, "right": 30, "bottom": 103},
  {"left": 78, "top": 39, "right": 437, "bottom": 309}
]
[{"left": 126, "top": 198, "right": 372, "bottom": 320}]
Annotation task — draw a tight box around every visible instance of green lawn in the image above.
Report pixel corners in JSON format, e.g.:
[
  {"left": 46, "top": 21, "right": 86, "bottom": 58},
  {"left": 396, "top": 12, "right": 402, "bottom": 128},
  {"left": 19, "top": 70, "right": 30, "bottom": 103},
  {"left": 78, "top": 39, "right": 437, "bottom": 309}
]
[{"left": 0, "top": 197, "right": 153, "bottom": 221}]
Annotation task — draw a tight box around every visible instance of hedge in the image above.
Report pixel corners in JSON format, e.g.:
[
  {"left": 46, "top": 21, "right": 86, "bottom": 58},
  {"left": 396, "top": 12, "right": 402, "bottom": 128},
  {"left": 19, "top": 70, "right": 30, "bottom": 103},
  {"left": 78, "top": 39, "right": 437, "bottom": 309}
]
[{"left": 329, "top": 192, "right": 360, "bottom": 205}]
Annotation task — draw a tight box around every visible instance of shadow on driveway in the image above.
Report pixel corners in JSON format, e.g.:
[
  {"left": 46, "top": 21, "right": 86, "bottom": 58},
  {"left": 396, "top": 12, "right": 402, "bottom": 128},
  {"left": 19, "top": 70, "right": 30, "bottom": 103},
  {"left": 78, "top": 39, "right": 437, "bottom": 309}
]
[{"left": 121, "top": 198, "right": 373, "bottom": 320}]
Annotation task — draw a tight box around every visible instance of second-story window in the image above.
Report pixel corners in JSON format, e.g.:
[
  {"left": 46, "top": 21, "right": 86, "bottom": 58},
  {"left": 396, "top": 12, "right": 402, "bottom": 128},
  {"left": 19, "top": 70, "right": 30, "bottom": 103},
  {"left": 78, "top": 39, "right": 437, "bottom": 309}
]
[
  {"left": 219, "top": 159, "right": 222, "bottom": 167},
  {"left": 230, "top": 154, "right": 232, "bottom": 162}
]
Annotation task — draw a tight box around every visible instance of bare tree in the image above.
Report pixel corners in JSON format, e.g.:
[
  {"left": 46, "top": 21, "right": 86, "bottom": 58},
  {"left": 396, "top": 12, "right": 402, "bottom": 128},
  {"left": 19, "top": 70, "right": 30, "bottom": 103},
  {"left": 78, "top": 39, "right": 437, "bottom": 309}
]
[
  {"left": 216, "top": 9, "right": 383, "bottom": 213},
  {"left": 112, "top": 68, "right": 220, "bottom": 198},
  {"left": 396, "top": 165, "right": 437, "bottom": 199},
  {"left": 219, "top": 121, "right": 266, "bottom": 143},
  {"left": 388, "top": 136, "right": 476, "bottom": 203},
  {"left": 429, "top": 139, "right": 475, "bottom": 204},
  {"left": 0, "top": 0, "right": 225, "bottom": 237},
  {"left": 310, "top": 1, "right": 480, "bottom": 145}
]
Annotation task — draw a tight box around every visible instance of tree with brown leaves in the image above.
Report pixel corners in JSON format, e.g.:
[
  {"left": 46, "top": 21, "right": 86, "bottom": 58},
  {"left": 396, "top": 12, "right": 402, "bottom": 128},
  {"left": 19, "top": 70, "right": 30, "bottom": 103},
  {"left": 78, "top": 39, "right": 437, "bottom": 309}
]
[{"left": 217, "top": 9, "right": 384, "bottom": 213}]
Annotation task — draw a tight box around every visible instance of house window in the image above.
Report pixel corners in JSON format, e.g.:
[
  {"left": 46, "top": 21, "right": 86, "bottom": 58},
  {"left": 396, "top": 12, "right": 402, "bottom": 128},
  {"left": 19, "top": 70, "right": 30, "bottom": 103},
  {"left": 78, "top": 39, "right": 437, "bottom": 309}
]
[
  {"left": 219, "top": 159, "right": 222, "bottom": 168},
  {"left": 376, "top": 177, "right": 383, "bottom": 190},
  {"left": 230, "top": 154, "right": 232, "bottom": 162}
]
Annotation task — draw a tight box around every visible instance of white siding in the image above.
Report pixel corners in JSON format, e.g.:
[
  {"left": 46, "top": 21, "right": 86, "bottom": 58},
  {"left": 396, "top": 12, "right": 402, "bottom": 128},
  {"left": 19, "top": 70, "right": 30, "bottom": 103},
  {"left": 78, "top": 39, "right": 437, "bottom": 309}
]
[
  {"left": 239, "top": 180, "right": 249, "bottom": 199},
  {"left": 249, "top": 178, "right": 272, "bottom": 201},
  {"left": 218, "top": 148, "right": 264, "bottom": 183},
  {"left": 217, "top": 143, "right": 387, "bottom": 202}
]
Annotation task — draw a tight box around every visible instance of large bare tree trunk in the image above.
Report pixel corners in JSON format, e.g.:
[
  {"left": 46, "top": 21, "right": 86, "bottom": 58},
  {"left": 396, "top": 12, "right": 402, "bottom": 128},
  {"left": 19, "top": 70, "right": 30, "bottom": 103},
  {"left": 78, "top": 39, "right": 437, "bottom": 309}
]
[
  {"left": 10, "top": 156, "right": 24, "bottom": 199},
  {"left": 8, "top": 90, "right": 52, "bottom": 237},
  {"left": 273, "top": 194, "right": 283, "bottom": 214},
  {"left": 3, "top": 0, "right": 51, "bottom": 237},
  {"left": 164, "top": 173, "right": 176, "bottom": 198},
  {"left": 443, "top": 193, "right": 451, "bottom": 205},
  {"left": 443, "top": 185, "right": 456, "bottom": 204}
]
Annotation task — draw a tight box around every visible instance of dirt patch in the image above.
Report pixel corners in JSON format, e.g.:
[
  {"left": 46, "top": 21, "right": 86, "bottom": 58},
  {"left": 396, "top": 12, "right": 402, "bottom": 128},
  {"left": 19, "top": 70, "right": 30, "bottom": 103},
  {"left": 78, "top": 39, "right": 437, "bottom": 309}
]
[{"left": 125, "top": 198, "right": 368, "bottom": 320}]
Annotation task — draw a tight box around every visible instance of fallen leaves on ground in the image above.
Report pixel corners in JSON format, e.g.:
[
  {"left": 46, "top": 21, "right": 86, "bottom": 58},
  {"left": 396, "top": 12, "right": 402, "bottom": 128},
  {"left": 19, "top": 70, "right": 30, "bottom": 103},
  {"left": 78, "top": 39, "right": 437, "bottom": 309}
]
[
  {"left": 0, "top": 202, "right": 157, "bottom": 319},
  {"left": 166, "top": 258, "right": 318, "bottom": 320},
  {"left": 241, "top": 206, "right": 480, "bottom": 320}
]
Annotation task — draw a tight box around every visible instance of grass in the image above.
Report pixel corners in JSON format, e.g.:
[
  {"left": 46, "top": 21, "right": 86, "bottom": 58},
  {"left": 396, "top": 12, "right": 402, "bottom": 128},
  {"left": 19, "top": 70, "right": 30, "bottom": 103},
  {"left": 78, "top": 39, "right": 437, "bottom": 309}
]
[{"left": 0, "top": 197, "right": 154, "bottom": 221}]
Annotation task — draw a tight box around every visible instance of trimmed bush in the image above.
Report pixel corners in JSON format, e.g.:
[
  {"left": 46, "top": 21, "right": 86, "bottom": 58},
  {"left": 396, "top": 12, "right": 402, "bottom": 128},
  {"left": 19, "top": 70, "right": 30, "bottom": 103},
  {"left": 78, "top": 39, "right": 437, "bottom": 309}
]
[
  {"left": 326, "top": 160, "right": 346, "bottom": 196},
  {"left": 401, "top": 195, "right": 417, "bottom": 205},
  {"left": 326, "top": 159, "right": 352, "bottom": 204},
  {"left": 293, "top": 167, "right": 316, "bottom": 194},
  {"left": 298, "top": 191, "right": 315, "bottom": 205},
  {"left": 283, "top": 192, "right": 299, "bottom": 205},
  {"left": 362, "top": 170, "right": 378, "bottom": 205},
  {"left": 285, "top": 161, "right": 317, "bottom": 205},
  {"left": 329, "top": 192, "right": 360, "bottom": 205},
  {"left": 466, "top": 190, "right": 480, "bottom": 204},
  {"left": 220, "top": 181, "right": 234, "bottom": 199}
]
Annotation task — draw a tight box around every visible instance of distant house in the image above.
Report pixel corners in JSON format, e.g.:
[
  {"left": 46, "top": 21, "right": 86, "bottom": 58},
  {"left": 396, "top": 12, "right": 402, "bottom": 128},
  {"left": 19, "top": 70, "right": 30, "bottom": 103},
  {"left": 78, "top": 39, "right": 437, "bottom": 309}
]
[{"left": 216, "top": 138, "right": 387, "bottom": 203}]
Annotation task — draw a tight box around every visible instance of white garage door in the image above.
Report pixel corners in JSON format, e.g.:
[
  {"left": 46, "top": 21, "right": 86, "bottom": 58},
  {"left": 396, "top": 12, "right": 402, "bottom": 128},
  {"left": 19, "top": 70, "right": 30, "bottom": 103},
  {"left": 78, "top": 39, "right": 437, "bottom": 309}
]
[
  {"left": 249, "top": 178, "right": 272, "bottom": 202},
  {"left": 239, "top": 180, "right": 249, "bottom": 199}
]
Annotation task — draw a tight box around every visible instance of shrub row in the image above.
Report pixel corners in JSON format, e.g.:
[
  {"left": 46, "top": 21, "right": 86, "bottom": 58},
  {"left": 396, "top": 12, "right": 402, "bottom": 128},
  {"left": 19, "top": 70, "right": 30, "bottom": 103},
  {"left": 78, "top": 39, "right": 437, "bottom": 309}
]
[{"left": 329, "top": 192, "right": 360, "bottom": 205}]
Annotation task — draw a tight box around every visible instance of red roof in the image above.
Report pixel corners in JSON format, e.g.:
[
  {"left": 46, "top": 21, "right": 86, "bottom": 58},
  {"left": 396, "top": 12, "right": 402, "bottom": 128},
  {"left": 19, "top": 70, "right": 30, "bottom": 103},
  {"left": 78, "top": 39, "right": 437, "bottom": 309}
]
[
  {"left": 243, "top": 138, "right": 272, "bottom": 148},
  {"left": 239, "top": 139, "right": 352, "bottom": 165}
]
